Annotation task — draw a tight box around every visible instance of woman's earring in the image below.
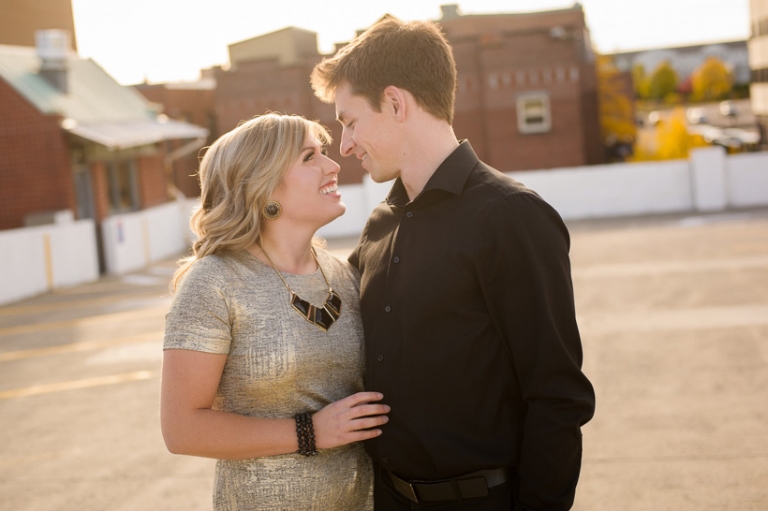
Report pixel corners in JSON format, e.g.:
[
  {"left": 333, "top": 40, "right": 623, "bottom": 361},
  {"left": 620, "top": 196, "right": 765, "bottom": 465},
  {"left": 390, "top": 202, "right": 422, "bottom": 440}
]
[{"left": 263, "top": 201, "right": 282, "bottom": 220}]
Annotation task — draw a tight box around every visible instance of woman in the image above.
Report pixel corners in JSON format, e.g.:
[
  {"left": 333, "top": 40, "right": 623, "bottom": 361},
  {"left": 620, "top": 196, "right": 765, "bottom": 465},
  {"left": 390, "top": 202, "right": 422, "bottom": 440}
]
[{"left": 161, "top": 113, "right": 389, "bottom": 510}]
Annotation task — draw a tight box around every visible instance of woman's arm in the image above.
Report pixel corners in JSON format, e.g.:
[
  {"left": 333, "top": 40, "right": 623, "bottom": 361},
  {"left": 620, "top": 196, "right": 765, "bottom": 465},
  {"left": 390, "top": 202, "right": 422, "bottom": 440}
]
[{"left": 160, "top": 349, "right": 389, "bottom": 460}]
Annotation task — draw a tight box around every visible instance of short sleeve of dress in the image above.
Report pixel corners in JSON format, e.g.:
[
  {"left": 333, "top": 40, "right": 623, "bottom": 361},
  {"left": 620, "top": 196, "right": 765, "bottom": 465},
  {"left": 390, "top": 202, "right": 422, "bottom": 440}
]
[{"left": 163, "top": 257, "right": 232, "bottom": 354}]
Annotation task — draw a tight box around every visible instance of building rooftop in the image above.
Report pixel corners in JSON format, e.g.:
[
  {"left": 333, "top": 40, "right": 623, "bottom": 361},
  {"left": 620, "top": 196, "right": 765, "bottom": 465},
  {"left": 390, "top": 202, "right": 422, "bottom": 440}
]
[{"left": 0, "top": 43, "right": 208, "bottom": 149}]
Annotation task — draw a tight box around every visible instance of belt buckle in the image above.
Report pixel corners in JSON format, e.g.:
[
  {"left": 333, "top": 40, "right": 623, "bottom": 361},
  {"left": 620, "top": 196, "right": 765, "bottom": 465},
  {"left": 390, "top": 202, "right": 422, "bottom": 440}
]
[{"left": 390, "top": 474, "right": 420, "bottom": 503}]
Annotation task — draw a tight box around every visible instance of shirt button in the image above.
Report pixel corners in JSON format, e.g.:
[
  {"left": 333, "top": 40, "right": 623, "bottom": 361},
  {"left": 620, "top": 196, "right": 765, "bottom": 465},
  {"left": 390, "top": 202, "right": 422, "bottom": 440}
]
[
  {"left": 406, "top": 211, "right": 413, "bottom": 218},
  {"left": 377, "top": 354, "right": 384, "bottom": 362},
  {"left": 384, "top": 305, "right": 391, "bottom": 313},
  {"left": 382, "top": 457, "right": 389, "bottom": 463},
  {"left": 393, "top": 256, "right": 400, "bottom": 264}
]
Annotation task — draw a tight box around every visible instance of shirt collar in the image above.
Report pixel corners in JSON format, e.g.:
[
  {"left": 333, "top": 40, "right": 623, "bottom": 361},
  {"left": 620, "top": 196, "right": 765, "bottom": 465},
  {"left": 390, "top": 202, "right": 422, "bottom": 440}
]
[{"left": 385, "top": 140, "right": 479, "bottom": 207}]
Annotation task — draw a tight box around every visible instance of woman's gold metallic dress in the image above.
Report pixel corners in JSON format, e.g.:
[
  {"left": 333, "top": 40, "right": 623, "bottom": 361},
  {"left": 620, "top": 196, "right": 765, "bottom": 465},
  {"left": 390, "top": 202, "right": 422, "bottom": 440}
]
[{"left": 164, "top": 249, "right": 372, "bottom": 510}]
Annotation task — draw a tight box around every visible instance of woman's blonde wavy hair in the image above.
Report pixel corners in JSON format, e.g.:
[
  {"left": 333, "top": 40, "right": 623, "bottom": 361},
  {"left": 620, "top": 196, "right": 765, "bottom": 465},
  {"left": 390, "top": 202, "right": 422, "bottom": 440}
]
[{"left": 170, "top": 113, "right": 332, "bottom": 292}]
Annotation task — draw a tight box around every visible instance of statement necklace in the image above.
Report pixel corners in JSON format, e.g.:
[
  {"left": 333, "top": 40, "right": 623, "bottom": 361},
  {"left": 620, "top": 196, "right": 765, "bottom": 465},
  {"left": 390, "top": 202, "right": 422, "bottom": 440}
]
[{"left": 259, "top": 245, "right": 342, "bottom": 332}]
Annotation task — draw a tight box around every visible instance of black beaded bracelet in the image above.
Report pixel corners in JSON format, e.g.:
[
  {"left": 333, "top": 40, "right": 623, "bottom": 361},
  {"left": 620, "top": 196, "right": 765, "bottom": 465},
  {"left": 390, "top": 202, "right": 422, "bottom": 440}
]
[{"left": 295, "top": 412, "right": 319, "bottom": 457}]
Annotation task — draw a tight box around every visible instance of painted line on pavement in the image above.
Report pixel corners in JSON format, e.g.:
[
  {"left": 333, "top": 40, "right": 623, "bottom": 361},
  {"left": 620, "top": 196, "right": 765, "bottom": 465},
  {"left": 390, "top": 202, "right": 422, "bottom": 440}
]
[
  {"left": 0, "top": 332, "right": 162, "bottom": 362},
  {"left": 0, "top": 306, "right": 168, "bottom": 337},
  {"left": 0, "top": 371, "right": 155, "bottom": 401},
  {"left": 572, "top": 254, "right": 768, "bottom": 278},
  {"left": 578, "top": 303, "right": 768, "bottom": 335},
  {"left": 0, "top": 291, "right": 169, "bottom": 317}
]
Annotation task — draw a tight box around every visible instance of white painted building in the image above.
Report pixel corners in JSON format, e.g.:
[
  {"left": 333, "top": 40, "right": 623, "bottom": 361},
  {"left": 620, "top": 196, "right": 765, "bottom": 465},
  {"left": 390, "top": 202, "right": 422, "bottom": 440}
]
[{"left": 612, "top": 40, "right": 750, "bottom": 84}]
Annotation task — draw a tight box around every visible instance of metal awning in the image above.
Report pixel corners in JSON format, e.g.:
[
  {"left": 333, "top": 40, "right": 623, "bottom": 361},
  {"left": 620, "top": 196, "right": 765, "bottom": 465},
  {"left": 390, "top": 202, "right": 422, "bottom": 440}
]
[{"left": 64, "top": 118, "right": 209, "bottom": 150}]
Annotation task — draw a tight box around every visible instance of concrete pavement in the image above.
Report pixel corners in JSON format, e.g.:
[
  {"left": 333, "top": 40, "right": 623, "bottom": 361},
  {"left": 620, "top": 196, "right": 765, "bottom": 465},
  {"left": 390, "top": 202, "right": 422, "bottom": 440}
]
[{"left": 1, "top": 209, "right": 767, "bottom": 510}]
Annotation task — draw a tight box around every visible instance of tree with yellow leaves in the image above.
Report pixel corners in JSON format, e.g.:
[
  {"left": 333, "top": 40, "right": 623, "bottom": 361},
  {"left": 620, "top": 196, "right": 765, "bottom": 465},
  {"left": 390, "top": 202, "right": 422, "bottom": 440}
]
[
  {"left": 647, "top": 61, "right": 679, "bottom": 101},
  {"left": 632, "top": 63, "right": 649, "bottom": 99},
  {"left": 632, "top": 107, "right": 708, "bottom": 161},
  {"left": 596, "top": 55, "right": 636, "bottom": 160},
  {"left": 691, "top": 57, "right": 733, "bottom": 102}
]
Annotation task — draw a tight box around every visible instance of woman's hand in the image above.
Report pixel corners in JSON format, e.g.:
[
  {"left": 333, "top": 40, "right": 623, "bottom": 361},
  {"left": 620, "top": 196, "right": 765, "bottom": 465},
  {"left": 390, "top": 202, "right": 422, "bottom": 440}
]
[{"left": 312, "top": 392, "right": 389, "bottom": 449}]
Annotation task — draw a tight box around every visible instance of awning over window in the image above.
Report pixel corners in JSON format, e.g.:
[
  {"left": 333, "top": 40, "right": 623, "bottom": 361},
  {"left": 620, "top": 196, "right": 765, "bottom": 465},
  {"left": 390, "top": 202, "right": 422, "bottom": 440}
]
[{"left": 64, "top": 118, "right": 209, "bottom": 150}]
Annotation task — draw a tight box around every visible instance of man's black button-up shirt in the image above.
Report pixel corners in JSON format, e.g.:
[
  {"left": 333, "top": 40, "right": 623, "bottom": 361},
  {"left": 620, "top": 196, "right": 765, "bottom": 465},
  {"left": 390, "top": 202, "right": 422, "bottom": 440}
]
[{"left": 349, "top": 141, "right": 595, "bottom": 510}]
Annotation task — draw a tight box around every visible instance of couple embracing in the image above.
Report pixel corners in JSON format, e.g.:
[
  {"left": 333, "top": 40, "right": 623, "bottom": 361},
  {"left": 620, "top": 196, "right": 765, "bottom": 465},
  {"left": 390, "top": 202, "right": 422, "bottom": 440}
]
[{"left": 160, "top": 17, "right": 595, "bottom": 511}]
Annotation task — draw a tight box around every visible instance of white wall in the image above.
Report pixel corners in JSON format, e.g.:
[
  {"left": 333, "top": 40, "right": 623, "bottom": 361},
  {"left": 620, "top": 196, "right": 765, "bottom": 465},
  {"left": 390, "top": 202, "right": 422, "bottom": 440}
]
[
  {"left": 726, "top": 152, "right": 768, "bottom": 207},
  {"left": 319, "top": 146, "right": 767, "bottom": 229},
  {"left": 0, "top": 219, "right": 99, "bottom": 306},
  {"left": 509, "top": 160, "right": 693, "bottom": 220},
  {"left": 2, "top": 148, "right": 766, "bottom": 306},
  {"left": 101, "top": 201, "right": 194, "bottom": 274}
]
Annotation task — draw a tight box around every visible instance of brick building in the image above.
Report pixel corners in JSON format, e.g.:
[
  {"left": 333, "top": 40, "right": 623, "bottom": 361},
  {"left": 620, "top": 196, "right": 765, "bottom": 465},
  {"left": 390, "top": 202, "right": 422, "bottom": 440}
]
[
  {"left": 439, "top": 3, "right": 604, "bottom": 170},
  {"left": 0, "top": 30, "right": 208, "bottom": 271},
  {"left": 0, "top": 0, "right": 77, "bottom": 50},
  {"left": 208, "top": 4, "right": 604, "bottom": 186},
  {"left": 133, "top": 77, "right": 217, "bottom": 197}
]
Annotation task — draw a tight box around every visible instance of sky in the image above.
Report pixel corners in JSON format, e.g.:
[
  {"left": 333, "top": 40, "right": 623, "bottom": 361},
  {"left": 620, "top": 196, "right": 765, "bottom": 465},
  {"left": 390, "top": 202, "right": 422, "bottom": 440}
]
[{"left": 69, "top": 0, "right": 751, "bottom": 86}]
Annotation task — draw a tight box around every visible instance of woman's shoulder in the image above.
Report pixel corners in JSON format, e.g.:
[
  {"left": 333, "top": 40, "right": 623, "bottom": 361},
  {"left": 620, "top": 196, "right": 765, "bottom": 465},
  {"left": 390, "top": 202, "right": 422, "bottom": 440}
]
[{"left": 178, "top": 251, "right": 259, "bottom": 290}]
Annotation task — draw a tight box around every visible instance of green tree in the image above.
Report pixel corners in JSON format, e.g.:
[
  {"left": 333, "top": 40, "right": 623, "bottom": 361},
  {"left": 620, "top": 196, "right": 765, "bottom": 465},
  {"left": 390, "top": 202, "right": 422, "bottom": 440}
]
[
  {"left": 691, "top": 57, "right": 733, "bottom": 101},
  {"left": 647, "top": 61, "right": 678, "bottom": 101}
]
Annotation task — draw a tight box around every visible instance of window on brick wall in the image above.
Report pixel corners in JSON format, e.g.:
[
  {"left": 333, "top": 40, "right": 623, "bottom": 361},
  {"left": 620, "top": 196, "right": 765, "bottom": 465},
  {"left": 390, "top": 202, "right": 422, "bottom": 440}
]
[
  {"left": 73, "top": 164, "right": 95, "bottom": 220},
  {"left": 516, "top": 92, "right": 552, "bottom": 134},
  {"left": 107, "top": 160, "right": 139, "bottom": 214}
]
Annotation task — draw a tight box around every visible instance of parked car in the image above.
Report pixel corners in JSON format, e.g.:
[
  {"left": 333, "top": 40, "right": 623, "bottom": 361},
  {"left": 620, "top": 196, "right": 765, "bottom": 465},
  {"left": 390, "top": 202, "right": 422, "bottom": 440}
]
[
  {"left": 686, "top": 107, "right": 708, "bottom": 125},
  {"left": 719, "top": 101, "right": 738, "bottom": 118}
]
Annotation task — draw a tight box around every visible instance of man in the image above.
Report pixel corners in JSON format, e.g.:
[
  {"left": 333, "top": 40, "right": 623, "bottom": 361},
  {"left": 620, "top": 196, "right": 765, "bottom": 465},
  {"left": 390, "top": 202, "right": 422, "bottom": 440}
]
[{"left": 311, "top": 17, "right": 595, "bottom": 511}]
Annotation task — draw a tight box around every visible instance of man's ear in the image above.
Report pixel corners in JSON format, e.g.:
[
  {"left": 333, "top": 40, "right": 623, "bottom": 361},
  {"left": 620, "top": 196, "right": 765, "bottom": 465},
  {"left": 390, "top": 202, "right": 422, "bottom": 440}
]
[{"left": 382, "top": 85, "right": 407, "bottom": 121}]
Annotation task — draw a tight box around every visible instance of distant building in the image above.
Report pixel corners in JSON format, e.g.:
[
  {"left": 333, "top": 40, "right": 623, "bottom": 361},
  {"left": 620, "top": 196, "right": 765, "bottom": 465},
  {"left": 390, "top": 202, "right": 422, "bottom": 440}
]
[
  {"left": 0, "top": 30, "right": 208, "bottom": 269},
  {"left": 133, "top": 76, "right": 217, "bottom": 197},
  {"left": 750, "top": 0, "right": 768, "bottom": 148},
  {"left": 210, "top": 4, "right": 604, "bottom": 185},
  {"left": 610, "top": 40, "right": 750, "bottom": 86},
  {"left": 212, "top": 27, "right": 350, "bottom": 180},
  {"left": 439, "top": 3, "right": 604, "bottom": 170},
  {"left": 0, "top": 0, "right": 78, "bottom": 50}
]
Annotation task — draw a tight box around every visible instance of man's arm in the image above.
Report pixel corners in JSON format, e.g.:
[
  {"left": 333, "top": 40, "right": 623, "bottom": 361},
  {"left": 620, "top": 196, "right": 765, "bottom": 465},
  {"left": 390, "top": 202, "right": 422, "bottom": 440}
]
[{"left": 476, "top": 191, "right": 596, "bottom": 510}]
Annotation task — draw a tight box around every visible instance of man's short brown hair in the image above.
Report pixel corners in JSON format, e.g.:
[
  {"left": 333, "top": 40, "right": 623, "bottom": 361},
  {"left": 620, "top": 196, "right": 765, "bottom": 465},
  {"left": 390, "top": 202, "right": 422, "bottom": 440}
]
[{"left": 310, "top": 17, "right": 457, "bottom": 123}]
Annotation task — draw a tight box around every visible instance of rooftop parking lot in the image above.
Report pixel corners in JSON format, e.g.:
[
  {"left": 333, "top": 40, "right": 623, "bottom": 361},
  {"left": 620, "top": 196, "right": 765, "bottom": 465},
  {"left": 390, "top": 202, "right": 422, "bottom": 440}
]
[{"left": 1, "top": 208, "right": 767, "bottom": 510}]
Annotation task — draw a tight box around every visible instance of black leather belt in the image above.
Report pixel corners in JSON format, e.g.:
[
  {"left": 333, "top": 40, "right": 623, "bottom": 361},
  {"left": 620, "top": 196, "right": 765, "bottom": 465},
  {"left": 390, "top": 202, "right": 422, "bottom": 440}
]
[{"left": 385, "top": 467, "right": 510, "bottom": 503}]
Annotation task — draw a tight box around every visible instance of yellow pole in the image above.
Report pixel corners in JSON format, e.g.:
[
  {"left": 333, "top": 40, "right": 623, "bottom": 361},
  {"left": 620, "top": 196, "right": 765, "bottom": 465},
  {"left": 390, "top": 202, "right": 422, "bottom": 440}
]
[
  {"left": 43, "top": 233, "right": 54, "bottom": 290},
  {"left": 142, "top": 218, "right": 151, "bottom": 265}
]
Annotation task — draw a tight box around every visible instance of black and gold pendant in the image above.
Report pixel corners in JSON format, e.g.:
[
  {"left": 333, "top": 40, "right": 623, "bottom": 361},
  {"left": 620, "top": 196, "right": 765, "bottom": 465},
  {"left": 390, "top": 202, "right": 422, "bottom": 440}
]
[
  {"left": 290, "top": 289, "right": 342, "bottom": 331},
  {"left": 258, "top": 244, "right": 343, "bottom": 332}
]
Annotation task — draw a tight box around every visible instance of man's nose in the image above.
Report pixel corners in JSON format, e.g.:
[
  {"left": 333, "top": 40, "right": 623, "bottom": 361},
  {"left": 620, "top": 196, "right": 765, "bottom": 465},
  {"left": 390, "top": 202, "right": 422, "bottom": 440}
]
[{"left": 340, "top": 130, "right": 354, "bottom": 158}]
